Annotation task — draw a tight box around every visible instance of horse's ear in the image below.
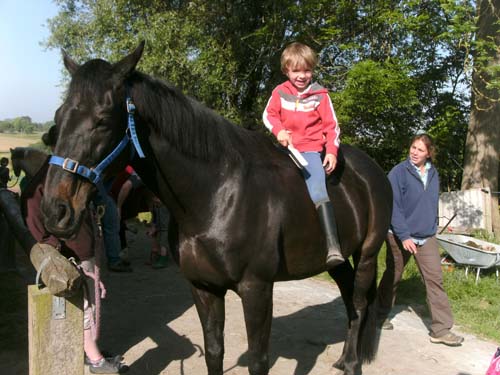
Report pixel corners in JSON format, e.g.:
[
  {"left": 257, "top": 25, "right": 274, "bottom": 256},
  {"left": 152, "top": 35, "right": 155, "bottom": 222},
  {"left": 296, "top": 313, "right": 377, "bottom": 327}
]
[
  {"left": 112, "top": 41, "right": 145, "bottom": 81},
  {"left": 62, "top": 49, "right": 80, "bottom": 76}
]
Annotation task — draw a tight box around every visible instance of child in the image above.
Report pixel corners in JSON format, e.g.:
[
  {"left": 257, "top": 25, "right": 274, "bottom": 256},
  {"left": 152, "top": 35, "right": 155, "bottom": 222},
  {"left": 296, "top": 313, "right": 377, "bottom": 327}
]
[
  {"left": 263, "top": 42, "right": 344, "bottom": 267},
  {"left": 0, "top": 157, "right": 11, "bottom": 189}
]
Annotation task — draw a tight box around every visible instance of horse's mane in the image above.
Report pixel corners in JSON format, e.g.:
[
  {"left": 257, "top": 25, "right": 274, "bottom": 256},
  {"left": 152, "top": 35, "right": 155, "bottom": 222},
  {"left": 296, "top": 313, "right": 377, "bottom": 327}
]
[{"left": 128, "top": 72, "right": 266, "bottom": 162}]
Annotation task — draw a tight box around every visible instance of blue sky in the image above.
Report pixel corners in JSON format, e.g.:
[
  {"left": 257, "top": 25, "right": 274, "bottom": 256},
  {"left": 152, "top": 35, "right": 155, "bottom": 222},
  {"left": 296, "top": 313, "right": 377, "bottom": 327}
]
[{"left": 0, "top": 0, "right": 63, "bottom": 123}]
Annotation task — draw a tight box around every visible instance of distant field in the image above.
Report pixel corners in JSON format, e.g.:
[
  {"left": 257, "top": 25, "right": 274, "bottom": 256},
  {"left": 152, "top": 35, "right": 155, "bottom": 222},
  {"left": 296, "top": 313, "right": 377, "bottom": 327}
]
[{"left": 0, "top": 133, "right": 42, "bottom": 153}]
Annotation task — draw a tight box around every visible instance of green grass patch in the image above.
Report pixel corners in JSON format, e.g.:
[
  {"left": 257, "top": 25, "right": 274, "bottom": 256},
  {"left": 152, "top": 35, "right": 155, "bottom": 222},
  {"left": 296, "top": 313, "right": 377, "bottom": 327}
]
[{"left": 315, "top": 242, "right": 500, "bottom": 343}]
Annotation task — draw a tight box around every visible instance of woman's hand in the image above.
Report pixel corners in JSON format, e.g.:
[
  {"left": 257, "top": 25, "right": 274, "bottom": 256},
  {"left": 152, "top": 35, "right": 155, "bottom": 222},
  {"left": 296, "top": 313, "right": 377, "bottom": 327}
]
[
  {"left": 402, "top": 239, "right": 418, "bottom": 254},
  {"left": 323, "top": 153, "right": 337, "bottom": 175},
  {"left": 277, "top": 130, "right": 292, "bottom": 147}
]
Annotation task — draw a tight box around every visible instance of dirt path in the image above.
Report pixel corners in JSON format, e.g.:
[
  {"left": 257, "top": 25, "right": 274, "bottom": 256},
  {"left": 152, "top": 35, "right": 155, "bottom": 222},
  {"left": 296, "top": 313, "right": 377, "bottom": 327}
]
[{"left": 1, "top": 221, "right": 497, "bottom": 375}]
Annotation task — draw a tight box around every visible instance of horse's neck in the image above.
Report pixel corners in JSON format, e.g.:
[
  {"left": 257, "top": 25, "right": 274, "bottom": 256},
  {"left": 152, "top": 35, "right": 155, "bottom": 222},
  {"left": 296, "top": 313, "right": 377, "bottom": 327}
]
[
  {"left": 22, "top": 151, "right": 47, "bottom": 178},
  {"left": 141, "top": 138, "right": 226, "bottom": 226}
]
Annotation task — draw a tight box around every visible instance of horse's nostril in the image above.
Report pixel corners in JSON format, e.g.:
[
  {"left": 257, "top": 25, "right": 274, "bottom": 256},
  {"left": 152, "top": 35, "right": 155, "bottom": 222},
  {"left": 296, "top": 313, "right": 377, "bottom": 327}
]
[{"left": 56, "top": 203, "right": 69, "bottom": 223}]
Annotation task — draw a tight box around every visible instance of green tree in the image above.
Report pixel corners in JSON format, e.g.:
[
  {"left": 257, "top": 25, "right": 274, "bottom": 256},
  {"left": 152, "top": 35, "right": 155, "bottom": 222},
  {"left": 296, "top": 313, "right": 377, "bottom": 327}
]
[
  {"left": 12, "top": 116, "right": 35, "bottom": 133},
  {"left": 45, "top": 0, "right": 476, "bottom": 185}
]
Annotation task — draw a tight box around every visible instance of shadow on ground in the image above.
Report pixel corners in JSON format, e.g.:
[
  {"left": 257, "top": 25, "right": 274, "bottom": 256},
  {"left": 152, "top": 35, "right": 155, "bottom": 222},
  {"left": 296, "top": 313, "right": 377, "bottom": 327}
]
[{"left": 0, "top": 221, "right": 356, "bottom": 375}]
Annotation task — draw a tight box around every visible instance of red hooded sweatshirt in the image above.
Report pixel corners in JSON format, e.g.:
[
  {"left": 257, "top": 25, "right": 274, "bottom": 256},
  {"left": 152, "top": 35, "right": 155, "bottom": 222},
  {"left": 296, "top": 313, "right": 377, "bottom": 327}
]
[{"left": 263, "top": 81, "right": 340, "bottom": 156}]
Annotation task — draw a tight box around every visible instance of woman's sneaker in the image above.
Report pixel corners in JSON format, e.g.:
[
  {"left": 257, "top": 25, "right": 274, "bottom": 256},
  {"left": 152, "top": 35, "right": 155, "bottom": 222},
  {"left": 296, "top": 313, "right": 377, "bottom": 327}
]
[
  {"left": 429, "top": 331, "right": 464, "bottom": 346},
  {"left": 89, "top": 356, "right": 129, "bottom": 373}
]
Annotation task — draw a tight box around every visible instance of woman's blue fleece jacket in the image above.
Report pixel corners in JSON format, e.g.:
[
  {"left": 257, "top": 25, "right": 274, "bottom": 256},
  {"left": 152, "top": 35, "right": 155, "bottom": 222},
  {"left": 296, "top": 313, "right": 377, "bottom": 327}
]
[{"left": 388, "top": 158, "right": 439, "bottom": 241}]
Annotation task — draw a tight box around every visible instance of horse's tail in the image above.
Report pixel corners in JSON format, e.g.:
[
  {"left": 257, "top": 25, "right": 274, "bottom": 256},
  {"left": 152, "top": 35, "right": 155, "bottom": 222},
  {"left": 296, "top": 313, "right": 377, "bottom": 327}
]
[{"left": 359, "top": 269, "right": 381, "bottom": 363}]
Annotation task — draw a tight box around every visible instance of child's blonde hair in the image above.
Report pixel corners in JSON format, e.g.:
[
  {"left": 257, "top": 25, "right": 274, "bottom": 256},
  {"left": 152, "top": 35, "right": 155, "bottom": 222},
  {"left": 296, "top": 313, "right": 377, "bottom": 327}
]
[{"left": 280, "top": 42, "right": 318, "bottom": 74}]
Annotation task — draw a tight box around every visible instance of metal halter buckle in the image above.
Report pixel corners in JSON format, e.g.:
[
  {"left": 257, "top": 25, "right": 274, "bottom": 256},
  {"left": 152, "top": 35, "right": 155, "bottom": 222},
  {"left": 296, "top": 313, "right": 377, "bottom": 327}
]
[
  {"left": 126, "top": 97, "right": 135, "bottom": 113},
  {"left": 62, "top": 158, "right": 79, "bottom": 173}
]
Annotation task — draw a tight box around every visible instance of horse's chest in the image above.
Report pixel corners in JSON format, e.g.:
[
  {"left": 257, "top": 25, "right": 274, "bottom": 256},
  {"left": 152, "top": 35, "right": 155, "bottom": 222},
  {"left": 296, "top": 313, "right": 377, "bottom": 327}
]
[{"left": 177, "top": 236, "right": 237, "bottom": 286}]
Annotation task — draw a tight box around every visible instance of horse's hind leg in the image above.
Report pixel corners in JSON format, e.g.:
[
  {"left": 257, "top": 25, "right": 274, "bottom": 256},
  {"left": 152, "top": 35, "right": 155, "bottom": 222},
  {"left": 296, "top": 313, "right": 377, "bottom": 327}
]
[
  {"left": 190, "top": 285, "right": 226, "bottom": 375},
  {"left": 335, "top": 253, "right": 379, "bottom": 375},
  {"left": 239, "top": 280, "right": 273, "bottom": 375},
  {"left": 329, "top": 260, "right": 355, "bottom": 371}
]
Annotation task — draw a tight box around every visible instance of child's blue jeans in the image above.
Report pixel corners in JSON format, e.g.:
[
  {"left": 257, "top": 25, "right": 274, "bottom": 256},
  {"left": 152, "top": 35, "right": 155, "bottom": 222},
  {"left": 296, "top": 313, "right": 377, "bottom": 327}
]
[{"left": 301, "top": 151, "right": 330, "bottom": 205}]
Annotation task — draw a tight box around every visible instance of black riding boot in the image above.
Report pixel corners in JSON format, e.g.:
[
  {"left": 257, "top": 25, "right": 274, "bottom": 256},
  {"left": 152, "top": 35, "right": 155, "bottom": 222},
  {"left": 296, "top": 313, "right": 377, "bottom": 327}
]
[{"left": 317, "top": 201, "right": 345, "bottom": 268}]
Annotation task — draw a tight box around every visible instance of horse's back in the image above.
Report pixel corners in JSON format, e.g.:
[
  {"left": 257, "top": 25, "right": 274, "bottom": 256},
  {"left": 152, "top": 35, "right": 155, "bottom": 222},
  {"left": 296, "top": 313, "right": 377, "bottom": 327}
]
[{"left": 329, "top": 145, "right": 392, "bottom": 255}]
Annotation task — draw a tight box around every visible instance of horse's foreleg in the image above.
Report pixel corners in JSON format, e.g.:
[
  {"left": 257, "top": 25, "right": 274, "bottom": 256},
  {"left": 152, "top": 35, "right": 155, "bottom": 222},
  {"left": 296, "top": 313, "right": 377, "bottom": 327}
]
[
  {"left": 190, "top": 285, "right": 226, "bottom": 375},
  {"left": 239, "top": 280, "right": 273, "bottom": 375}
]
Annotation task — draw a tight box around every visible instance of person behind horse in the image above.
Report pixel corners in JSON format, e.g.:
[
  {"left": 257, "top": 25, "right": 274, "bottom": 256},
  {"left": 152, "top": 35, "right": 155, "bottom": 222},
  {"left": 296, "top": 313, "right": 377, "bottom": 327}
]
[
  {"left": 111, "top": 165, "right": 144, "bottom": 263},
  {"left": 93, "top": 182, "right": 132, "bottom": 273},
  {"left": 0, "top": 157, "right": 11, "bottom": 189},
  {"left": 19, "top": 131, "right": 129, "bottom": 373},
  {"left": 146, "top": 195, "right": 170, "bottom": 269},
  {"left": 263, "top": 42, "right": 344, "bottom": 267},
  {"left": 377, "top": 133, "right": 464, "bottom": 346}
]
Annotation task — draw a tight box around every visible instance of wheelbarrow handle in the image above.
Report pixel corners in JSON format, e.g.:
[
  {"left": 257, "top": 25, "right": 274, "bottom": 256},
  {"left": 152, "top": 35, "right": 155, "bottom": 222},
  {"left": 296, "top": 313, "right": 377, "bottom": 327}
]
[{"left": 439, "top": 213, "right": 457, "bottom": 234}]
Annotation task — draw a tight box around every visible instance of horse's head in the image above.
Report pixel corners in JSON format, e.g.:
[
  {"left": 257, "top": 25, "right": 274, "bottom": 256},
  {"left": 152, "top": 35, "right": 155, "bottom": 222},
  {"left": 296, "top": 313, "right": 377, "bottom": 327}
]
[
  {"left": 41, "top": 41, "right": 145, "bottom": 239},
  {"left": 10, "top": 148, "right": 25, "bottom": 177},
  {"left": 10, "top": 147, "right": 48, "bottom": 178}
]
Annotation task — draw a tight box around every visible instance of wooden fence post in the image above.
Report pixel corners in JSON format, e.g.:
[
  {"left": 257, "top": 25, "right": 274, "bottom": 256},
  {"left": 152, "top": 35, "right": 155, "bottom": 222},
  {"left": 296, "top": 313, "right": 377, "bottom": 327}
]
[{"left": 28, "top": 285, "right": 84, "bottom": 375}]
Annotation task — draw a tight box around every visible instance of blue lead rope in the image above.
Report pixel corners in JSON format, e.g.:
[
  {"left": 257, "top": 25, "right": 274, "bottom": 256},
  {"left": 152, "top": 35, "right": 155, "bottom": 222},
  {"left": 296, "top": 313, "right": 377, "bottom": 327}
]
[{"left": 48, "top": 95, "right": 145, "bottom": 186}]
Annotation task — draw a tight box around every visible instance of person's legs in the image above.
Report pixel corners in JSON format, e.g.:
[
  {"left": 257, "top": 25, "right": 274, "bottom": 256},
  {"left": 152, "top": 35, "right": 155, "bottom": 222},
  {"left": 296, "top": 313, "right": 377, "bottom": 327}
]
[
  {"left": 81, "top": 259, "right": 102, "bottom": 361},
  {"left": 377, "top": 233, "right": 411, "bottom": 327},
  {"left": 301, "top": 152, "right": 329, "bottom": 204},
  {"left": 81, "top": 259, "right": 129, "bottom": 372},
  {"left": 414, "top": 236, "right": 462, "bottom": 345},
  {"left": 152, "top": 206, "right": 170, "bottom": 269},
  {"left": 301, "top": 152, "right": 343, "bottom": 267},
  {"left": 94, "top": 191, "right": 131, "bottom": 272}
]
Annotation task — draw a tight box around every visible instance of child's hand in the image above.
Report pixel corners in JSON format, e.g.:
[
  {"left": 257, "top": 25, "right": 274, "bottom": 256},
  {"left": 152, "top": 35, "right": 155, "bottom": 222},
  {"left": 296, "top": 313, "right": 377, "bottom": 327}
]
[
  {"left": 277, "top": 130, "right": 292, "bottom": 147},
  {"left": 323, "top": 153, "right": 337, "bottom": 175}
]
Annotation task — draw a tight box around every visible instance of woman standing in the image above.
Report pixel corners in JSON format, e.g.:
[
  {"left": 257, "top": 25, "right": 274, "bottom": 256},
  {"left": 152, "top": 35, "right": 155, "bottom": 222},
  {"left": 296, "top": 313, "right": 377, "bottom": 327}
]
[{"left": 377, "top": 133, "right": 464, "bottom": 346}]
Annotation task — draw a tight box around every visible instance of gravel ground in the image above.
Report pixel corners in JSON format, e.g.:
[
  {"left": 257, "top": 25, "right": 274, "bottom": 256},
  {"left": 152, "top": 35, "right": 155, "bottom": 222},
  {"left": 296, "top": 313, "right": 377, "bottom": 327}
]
[{"left": 1, "top": 222, "right": 497, "bottom": 375}]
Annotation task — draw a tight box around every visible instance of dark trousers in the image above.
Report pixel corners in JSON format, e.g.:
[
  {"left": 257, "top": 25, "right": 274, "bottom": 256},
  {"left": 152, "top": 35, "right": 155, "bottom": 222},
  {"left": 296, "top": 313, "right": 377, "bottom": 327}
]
[{"left": 377, "top": 233, "right": 454, "bottom": 336}]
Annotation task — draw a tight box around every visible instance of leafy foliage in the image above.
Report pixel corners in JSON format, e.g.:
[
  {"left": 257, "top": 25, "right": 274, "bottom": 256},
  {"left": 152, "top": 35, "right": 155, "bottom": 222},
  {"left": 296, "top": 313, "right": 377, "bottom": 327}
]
[
  {"left": 0, "top": 117, "right": 54, "bottom": 134},
  {"left": 44, "top": 0, "right": 480, "bottom": 187}
]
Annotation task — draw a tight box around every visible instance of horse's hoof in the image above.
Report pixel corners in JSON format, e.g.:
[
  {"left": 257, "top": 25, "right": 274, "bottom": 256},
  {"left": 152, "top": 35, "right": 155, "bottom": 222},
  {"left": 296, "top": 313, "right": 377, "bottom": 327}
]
[{"left": 333, "top": 359, "right": 344, "bottom": 370}]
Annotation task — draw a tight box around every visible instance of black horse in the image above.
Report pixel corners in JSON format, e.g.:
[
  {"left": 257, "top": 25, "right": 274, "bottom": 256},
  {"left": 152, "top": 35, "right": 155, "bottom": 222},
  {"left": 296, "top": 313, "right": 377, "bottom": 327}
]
[
  {"left": 40, "top": 42, "right": 392, "bottom": 375},
  {"left": 10, "top": 147, "right": 48, "bottom": 180}
]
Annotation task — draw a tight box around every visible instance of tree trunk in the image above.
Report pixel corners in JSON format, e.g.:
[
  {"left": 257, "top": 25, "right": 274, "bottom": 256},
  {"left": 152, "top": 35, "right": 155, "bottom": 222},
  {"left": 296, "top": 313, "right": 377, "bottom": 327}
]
[{"left": 461, "top": 0, "right": 500, "bottom": 238}]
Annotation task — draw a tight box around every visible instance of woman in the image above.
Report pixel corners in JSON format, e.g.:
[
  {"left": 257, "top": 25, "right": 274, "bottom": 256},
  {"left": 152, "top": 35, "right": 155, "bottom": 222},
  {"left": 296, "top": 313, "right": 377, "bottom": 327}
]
[{"left": 377, "top": 133, "right": 464, "bottom": 347}]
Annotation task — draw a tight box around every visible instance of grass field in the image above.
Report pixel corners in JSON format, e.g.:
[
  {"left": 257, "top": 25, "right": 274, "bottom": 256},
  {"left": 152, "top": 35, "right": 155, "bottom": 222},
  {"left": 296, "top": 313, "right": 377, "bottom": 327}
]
[{"left": 0, "top": 133, "right": 42, "bottom": 152}]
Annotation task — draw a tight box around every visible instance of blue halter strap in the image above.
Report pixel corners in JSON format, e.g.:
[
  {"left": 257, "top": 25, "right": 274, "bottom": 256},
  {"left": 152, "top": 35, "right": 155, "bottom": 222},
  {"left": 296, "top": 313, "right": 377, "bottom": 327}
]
[{"left": 48, "top": 94, "right": 145, "bottom": 186}]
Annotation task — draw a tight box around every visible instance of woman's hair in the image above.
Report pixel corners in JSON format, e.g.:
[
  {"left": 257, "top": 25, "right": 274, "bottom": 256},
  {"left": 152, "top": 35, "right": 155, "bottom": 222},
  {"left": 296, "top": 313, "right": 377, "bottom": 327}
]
[
  {"left": 280, "top": 42, "right": 318, "bottom": 74},
  {"left": 410, "top": 133, "right": 436, "bottom": 161},
  {"left": 0, "top": 157, "right": 8, "bottom": 165}
]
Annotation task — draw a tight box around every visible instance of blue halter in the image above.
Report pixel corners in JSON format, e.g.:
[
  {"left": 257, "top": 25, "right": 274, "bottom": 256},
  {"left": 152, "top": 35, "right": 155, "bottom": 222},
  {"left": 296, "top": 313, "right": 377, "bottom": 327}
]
[{"left": 48, "top": 95, "right": 145, "bottom": 186}]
